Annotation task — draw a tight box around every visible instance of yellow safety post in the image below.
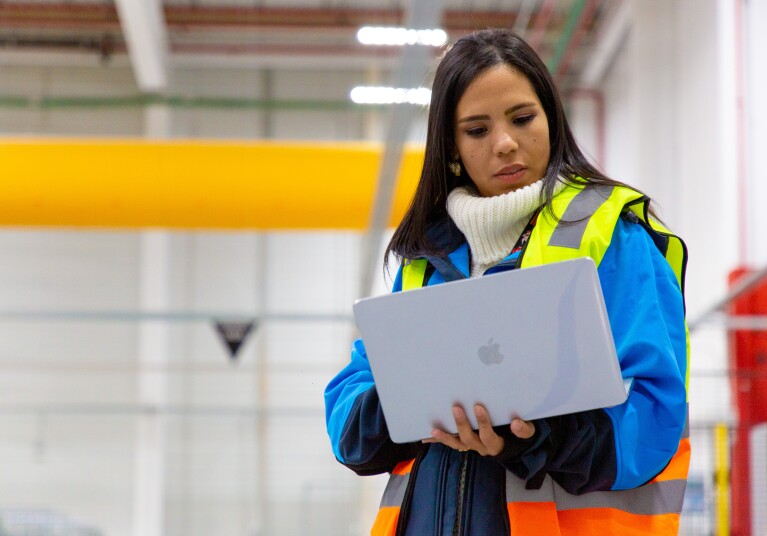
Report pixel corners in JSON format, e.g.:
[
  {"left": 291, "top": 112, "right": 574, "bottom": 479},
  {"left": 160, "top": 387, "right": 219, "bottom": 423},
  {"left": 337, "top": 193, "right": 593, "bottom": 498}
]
[{"left": 714, "top": 423, "right": 730, "bottom": 536}]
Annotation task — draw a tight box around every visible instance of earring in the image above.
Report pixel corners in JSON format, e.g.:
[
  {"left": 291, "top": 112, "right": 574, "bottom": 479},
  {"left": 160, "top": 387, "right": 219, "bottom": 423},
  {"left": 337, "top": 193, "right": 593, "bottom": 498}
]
[{"left": 448, "top": 160, "right": 462, "bottom": 176}]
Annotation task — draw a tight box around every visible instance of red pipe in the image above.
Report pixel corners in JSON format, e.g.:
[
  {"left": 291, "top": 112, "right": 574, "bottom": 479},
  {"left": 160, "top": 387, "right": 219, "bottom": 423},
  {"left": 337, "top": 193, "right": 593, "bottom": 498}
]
[
  {"left": 734, "top": 0, "right": 748, "bottom": 265},
  {"left": 527, "top": 0, "right": 556, "bottom": 52},
  {"left": 0, "top": 19, "right": 121, "bottom": 30},
  {"left": 730, "top": 8, "right": 752, "bottom": 534}
]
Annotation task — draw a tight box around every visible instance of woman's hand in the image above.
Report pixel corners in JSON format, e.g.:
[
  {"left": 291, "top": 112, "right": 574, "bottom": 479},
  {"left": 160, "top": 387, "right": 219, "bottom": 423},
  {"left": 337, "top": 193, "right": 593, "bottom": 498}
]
[{"left": 424, "top": 404, "right": 535, "bottom": 456}]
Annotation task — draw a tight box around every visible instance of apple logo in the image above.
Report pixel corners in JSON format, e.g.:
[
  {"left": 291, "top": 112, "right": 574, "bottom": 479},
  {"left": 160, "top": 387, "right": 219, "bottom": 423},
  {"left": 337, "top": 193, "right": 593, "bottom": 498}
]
[{"left": 478, "top": 338, "right": 504, "bottom": 365}]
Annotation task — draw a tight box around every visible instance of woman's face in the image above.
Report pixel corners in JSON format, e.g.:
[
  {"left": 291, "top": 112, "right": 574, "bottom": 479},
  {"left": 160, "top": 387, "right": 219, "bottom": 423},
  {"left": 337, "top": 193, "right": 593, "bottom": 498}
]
[{"left": 453, "top": 65, "right": 551, "bottom": 197}]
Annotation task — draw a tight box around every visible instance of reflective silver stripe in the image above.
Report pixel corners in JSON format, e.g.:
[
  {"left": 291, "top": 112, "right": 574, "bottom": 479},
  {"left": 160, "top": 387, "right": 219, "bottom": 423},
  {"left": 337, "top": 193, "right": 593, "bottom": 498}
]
[
  {"left": 548, "top": 185, "right": 614, "bottom": 249},
  {"left": 505, "top": 471, "right": 555, "bottom": 503},
  {"left": 554, "top": 478, "right": 687, "bottom": 515},
  {"left": 379, "top": 473, "right": 409, "bottom": 508},
  {"left": 506, "top": 473, "right": 686, "bottom": 515},
  {"left": 682, "top": 404, "right": 690, "bottom": 439}
]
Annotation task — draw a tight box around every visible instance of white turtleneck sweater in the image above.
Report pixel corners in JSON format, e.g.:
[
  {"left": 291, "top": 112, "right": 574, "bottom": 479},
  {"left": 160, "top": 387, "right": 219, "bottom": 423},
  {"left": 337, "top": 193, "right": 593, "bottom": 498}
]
[{"left": 447, "top": 180, "right": 565, "bottom": 278}]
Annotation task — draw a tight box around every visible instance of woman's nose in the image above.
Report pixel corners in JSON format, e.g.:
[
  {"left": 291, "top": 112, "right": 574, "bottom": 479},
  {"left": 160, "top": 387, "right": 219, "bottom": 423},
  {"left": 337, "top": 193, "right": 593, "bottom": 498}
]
[{"left": 494, "top": 130, "right": 518, "bottom": 155}]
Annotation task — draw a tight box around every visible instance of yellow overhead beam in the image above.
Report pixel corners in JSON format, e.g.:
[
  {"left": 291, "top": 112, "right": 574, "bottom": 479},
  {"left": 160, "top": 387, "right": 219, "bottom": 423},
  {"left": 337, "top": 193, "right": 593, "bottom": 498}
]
[{"left": 0, "top": 139, "right": 424, "bottom": 229}]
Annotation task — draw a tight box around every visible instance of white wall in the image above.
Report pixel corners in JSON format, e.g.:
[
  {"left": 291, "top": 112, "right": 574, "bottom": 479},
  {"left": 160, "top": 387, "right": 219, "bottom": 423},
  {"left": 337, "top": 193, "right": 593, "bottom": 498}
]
[
  {"left": 745, "top": 0, "right": 767, "bottom": 266},
  {"left": 0, "top": 59, "right": 407, "bottom": 535},
  {"left": 0, "top": 230, "right": 386, "bottom": 536}
]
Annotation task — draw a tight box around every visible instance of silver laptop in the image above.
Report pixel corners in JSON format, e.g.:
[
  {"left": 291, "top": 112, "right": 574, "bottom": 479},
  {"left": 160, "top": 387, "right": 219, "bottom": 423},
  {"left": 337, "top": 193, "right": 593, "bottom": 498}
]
[{"left": 353, "top": 257, "right": 631, "bottom": 443}]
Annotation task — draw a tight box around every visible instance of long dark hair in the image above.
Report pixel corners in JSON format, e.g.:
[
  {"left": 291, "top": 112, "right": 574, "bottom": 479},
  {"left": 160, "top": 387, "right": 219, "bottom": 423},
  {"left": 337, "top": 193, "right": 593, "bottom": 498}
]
[{"left": 385, "top": 28, "right": 647, "bottom": 266}]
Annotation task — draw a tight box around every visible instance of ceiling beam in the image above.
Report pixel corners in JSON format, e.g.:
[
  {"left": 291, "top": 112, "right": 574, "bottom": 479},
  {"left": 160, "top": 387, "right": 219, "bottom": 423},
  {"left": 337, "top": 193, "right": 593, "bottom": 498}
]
[
  {"left": 114, "top": 0, "right": 169, "bottom": 92},
  {"left": 579, "top": 0, "right": 632, "bottom": 87}
]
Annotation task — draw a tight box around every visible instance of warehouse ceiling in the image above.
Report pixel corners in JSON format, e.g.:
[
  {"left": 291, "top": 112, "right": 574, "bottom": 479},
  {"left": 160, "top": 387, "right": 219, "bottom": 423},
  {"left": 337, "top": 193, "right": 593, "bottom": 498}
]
[
  {"left": 0, "top": 0, "right": 623, "bottom": 92},
  {"left": 0, "top": 0, "right": 632, "bottom": 298}
]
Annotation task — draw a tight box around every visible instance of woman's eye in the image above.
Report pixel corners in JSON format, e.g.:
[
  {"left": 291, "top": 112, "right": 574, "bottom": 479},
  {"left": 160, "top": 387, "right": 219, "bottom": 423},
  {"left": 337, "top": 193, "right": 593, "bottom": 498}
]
[
  {"left": 465, "top": 127, "right": 486, "bottom": 137},
  {"left": 513, "top": 114, "right": 535, "bottom": 126}
]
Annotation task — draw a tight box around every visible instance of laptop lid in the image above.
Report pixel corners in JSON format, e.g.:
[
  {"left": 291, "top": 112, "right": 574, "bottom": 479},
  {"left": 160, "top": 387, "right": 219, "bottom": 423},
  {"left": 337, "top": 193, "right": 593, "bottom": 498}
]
[{"left": 353, "top": 257, "right": 628, "bottom": 443}]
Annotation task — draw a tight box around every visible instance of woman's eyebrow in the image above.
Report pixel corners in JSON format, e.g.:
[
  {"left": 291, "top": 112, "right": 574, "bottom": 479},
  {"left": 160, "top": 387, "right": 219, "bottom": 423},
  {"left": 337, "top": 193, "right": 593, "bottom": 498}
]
[
  {"left": 456, "top": 113, "right": 490, "bottom": 123},
  {"left": 504, "top": 102, "right": 537, "bottom": 115},
  {"left": 456, "top": 102, "right": 537, "bottom": 123}
]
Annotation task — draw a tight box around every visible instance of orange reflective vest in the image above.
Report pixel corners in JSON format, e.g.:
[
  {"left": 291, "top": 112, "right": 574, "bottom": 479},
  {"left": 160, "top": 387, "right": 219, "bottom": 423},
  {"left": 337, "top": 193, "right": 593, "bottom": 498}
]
[{"left": 374, "top": 182, "right": 690, "bottom": 536}]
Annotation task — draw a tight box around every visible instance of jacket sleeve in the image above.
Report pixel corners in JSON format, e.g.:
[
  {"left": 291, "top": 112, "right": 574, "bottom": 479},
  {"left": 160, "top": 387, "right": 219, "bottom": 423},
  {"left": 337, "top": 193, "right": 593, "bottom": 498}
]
[
  {"left": 324, "top": 268, "right": 422, "bottom": 476},
  {"left": 498, "top": 216, "right": 688, "bottom": 493},
  {"left": 598, "top": 216, "right": 688, "bottom": 490}
]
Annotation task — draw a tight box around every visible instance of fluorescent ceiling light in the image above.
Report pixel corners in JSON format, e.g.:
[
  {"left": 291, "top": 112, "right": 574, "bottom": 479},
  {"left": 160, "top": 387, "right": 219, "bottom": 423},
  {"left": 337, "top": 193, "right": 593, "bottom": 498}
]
[
  {"left": 357, "top": 26, "right": 447, "bottom": 47},
  {"left": 350, "top": 86, "right": 432, "bottom": 105}
]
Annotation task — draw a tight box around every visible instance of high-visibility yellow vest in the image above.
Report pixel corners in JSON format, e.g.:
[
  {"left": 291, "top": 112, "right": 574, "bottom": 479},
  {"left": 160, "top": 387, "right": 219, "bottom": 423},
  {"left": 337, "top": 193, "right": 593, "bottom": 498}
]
[{"left": 375, "top": 182, "right": 690, "bottom": 536}]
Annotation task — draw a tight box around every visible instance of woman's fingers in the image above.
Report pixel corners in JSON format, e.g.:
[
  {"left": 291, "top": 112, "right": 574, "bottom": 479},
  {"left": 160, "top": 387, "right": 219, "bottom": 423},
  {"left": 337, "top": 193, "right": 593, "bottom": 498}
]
[
  {"left": 510, "top": 418, "right": 535, "bottom": 439},
  {"left": 453, "top": 406, "right": 483, "bottom": 453},
  {"left": 474, "top": 405, "right": 504, "bottom": 456},
  {"left": 429, "top": 406, "right": 516, "bottom": 456},
  {"left": 429, "top": 407, "right": 485, "bottom": 454},
  {"left": 429, "top": 428, "right": 466, "bottom": 451}
]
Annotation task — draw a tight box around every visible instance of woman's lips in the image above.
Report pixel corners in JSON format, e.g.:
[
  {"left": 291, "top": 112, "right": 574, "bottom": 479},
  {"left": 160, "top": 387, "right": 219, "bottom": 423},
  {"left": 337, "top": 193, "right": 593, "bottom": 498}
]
[{"left": 495, "top": 166, "right": 526, "bottom": 183}]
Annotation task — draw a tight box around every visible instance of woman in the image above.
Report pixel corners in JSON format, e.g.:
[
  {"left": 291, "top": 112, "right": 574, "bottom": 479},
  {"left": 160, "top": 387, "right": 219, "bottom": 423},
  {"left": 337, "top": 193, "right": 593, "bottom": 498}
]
[{"left": 325, "top": 28, "right": 689, "bottom": 535}]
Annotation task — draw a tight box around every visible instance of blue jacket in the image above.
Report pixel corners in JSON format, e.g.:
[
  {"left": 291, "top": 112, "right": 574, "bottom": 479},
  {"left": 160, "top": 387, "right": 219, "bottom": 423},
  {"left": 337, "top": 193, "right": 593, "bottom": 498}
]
[{"left": 324, "top": 213, "right": 688, "bottom": 534}]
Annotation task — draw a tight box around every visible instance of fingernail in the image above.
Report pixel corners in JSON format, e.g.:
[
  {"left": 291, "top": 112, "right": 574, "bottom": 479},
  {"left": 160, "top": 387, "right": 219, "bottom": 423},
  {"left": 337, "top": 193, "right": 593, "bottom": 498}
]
[{"left": 452, "top": 407, "right": 461, "bottom": 418}]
